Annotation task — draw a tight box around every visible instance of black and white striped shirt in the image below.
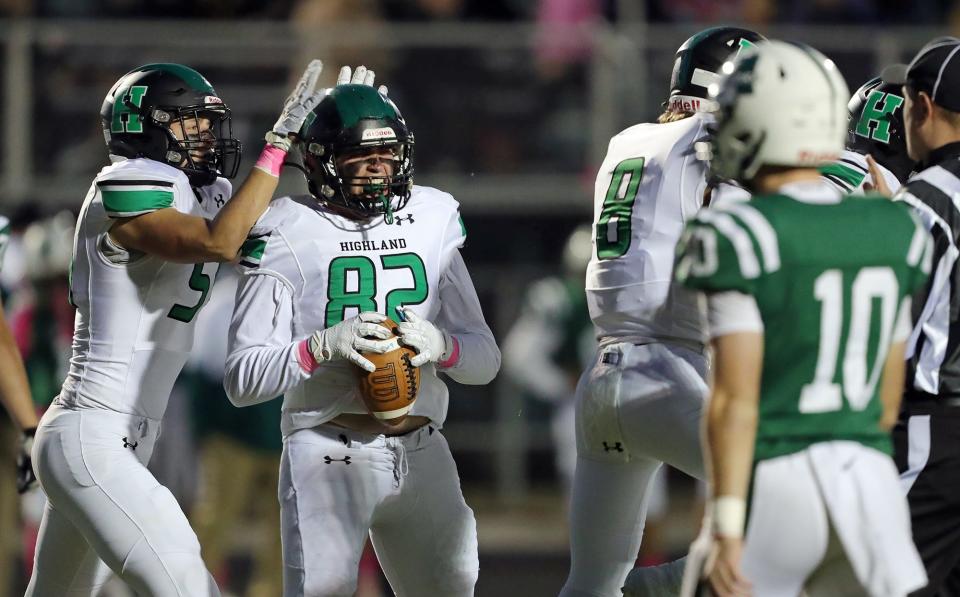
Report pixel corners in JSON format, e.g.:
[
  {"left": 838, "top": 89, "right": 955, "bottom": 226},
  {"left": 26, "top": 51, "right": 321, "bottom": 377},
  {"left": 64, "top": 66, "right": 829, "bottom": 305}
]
[{"left": 897, "top": 142, "right": 960, "bottom": 402}]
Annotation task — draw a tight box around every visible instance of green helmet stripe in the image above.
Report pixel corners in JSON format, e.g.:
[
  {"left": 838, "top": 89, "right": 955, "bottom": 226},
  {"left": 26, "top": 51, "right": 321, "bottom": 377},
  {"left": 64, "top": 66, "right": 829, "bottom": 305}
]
[
  {"left": 332, "top": 85, "right": 399, "bottom": 128},
  {"left": 137, "top": 63, "right": 216, "bottom": 95}
]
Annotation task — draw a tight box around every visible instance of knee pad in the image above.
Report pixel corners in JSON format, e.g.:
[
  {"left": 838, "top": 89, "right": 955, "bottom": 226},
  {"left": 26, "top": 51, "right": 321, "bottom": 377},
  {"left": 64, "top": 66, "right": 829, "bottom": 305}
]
[
  {"left": 121, "top": 538, "right": 218, "bottom": 597},
  {"left": 299, "top": 573, "right": 357, "bottom": 597}
]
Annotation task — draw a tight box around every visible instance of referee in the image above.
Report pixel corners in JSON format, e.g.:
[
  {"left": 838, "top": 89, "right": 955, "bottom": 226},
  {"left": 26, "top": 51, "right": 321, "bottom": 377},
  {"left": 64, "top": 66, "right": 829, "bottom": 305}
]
[{"left": 884, "top": 37, "right": 960, "bottom": 597}]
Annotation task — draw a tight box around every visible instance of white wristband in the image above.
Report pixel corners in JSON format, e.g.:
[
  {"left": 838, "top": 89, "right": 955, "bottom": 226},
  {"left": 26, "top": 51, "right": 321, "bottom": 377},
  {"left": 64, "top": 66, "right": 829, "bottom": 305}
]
[{"left": 711, "top": 496, "right": 746, "bottom": 539}]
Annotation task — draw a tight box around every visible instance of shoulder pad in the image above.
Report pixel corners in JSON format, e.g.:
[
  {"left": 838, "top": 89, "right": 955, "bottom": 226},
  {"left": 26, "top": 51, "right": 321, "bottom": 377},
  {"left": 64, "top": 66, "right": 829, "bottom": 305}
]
[
  {"left": 97, "top": 158, "right": 182, "bottom": 185},
  {"left": 409, "top": 185, "right": 460, "bottom": 210}
]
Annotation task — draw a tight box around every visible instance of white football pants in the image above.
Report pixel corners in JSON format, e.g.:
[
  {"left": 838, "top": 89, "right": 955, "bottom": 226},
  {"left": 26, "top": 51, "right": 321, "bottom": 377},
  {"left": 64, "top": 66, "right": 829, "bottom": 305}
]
[
  {"left": 560, "top": 341, "right": 708, "bottom": 597},
  {"left": 681, "top": 442, "right": 928, "bottom": 597},
  {"left": 280, "top": 424, "right": 478, "bottom": 597},
  {"left": 26, "top": 403, "right": 219, "bottom": 597}
]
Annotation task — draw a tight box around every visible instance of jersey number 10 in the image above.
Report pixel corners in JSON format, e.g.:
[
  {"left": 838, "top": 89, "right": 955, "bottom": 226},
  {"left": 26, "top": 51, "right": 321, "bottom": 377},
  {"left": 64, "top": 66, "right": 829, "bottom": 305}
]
[{"left": 798, "top": 266, "right": 901, "bottom": 414}]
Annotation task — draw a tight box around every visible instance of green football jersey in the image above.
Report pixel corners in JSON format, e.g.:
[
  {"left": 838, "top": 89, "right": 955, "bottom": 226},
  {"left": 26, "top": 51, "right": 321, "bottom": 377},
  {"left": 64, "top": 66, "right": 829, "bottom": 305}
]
[{"left": 676, "top": 193, "right": 931, "bottom": 461}]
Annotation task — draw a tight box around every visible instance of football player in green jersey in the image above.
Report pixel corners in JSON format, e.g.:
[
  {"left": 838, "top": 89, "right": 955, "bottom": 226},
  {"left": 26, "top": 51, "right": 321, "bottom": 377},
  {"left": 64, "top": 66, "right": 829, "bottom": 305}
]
[{"left": 675, "top": 40, "right": 929, "bottom": 596}]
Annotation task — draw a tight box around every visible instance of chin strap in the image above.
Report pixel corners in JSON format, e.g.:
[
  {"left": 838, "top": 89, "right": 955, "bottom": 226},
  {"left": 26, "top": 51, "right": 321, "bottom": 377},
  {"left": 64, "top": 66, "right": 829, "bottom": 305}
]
[
  {"left": 381, "top": 194, "right": 394, "bottom": 224},
  {"left": 363, "top": 182, "right": 393, "bottom": 224}
]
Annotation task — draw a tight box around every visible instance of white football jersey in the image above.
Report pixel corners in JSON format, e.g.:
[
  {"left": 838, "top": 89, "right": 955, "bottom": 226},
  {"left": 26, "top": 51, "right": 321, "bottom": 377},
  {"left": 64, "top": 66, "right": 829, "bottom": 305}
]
[
  {"left": 226, "top": 186, "right": 499, "bottom": 436},
  {"left": 60, "top": 158, "right": 231, "bottom": 420},
  {"left": 821, "top": 149, "right": 903, "bottom": 195},
  {"left": 586, "top": 113, "right": 714, "bottom": 347}
]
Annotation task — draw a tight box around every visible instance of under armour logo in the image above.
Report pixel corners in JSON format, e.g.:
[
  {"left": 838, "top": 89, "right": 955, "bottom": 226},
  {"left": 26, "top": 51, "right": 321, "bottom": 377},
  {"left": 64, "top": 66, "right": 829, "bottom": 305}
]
[
  {"left": 122, "top": 437, "right": 139, "bottom": 450},
  {"left": 393, "top": 214, "right": 415, "bottom": 225},
  {"left": 215, "top": 193, "right": 225, "bottom": 208},
  {"left": 323, "top": 455, "right": 352, "bottom": 465},
  {"left": 602, "top": 441, "right": 623, "bottom": 453}
]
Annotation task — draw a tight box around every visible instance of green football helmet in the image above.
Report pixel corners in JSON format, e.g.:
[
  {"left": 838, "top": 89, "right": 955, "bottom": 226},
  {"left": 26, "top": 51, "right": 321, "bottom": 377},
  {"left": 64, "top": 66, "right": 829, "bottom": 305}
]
[
  {"left": 667, "top": 26, "right": 765, "bottom": 113},
  {"left": 296, "top": 84, "right": 414, "bottom": 222},
  {"left": 847, "top": 77, "right": 914, "bottom": 182},
  {"left": 100, "top": 63, "right": 241, "bottom": 187}
]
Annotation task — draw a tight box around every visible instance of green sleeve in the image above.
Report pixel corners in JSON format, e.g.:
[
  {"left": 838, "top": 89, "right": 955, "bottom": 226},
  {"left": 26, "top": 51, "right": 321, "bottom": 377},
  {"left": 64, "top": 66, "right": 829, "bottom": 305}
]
[
  {"left": 676, "top": 217, "right": 760, "bottom": 294},
  {"left": 239, "top": 234, "right": 270, "bottom": 269},
  {"left": 819, "top": 162, "right": 865, "bottom": 194},
  {"left": 97, "top": 180, "right": 175, "bottom": 217}
]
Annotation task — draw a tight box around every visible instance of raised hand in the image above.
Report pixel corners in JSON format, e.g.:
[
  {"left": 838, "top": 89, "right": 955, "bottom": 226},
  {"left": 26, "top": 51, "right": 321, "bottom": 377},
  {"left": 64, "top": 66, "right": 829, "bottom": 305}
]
[
  {"left": 336, "top": 65, "right": 389, "bottom": 96},
  {"left": 268, "top": 59, "right": 326, "bottom": 150}
]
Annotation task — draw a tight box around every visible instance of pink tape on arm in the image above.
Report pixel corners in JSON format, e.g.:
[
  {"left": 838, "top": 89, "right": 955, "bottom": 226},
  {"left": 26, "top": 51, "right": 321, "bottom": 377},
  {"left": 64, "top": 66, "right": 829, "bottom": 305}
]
[
  {"left": 437, "top": 335, "right": 461, "bottom": 369},
  {"left": 296, "top": 339, "right": 320, "bottom": 374},
  {"left": 254, "top": 144, "right": 288, "bottom": 177}
]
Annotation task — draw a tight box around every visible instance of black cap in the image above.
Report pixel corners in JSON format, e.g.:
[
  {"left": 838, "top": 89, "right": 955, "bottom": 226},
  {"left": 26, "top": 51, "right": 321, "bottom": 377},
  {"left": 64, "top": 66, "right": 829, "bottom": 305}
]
[{"left": 882, "top": 37, "right": 960, "bottom": 112}]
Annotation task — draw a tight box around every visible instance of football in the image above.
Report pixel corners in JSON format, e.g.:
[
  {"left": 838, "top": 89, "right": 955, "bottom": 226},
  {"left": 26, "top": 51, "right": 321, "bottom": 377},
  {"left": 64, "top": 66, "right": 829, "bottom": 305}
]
[{"left": 358, "top": 317, "right": 421, "bottom": 425}]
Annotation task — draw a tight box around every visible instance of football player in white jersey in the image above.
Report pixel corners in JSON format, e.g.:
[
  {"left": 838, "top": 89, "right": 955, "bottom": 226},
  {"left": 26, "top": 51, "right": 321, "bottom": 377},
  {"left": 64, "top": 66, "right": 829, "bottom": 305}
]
[
  {"left": 25, "top": 60, "right": 352, "bottom": 596},
  {"left": 821, "top": 77, "right": 915, "bottom": 195},
  {"left": 559, "top": 26, "right": 763, "bottom": 597},
  {"left": 0, "top": 214, "right": 41, "bottom": 494},
  {"left": 224, "top": 84, "right": 500, "bottom": 597}
]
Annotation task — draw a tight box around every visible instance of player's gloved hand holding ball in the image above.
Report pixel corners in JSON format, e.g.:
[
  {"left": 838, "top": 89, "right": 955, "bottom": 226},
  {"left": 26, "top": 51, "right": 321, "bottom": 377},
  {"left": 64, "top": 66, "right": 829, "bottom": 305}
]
[
  {"left": 352, "top": 317, "right": 421, "bottom": 425},
  {"left": 396, "top": 306, "right": 453, "bottom": 367},
  {"left": 308, "top": 312, "right": 395, "bottom": 372}
]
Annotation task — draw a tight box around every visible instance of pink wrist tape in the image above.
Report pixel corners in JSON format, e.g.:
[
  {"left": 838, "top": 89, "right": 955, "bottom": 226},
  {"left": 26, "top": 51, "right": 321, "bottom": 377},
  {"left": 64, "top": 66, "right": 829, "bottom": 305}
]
[
  {"left": 296, "top": 339, "right": 320, "bottom": 374},
  {"left": 254, "top": 144, "right": 288, "bottom": 178},
  {"left": 437, "top": 335, "right": 461, "bottom": 369}
]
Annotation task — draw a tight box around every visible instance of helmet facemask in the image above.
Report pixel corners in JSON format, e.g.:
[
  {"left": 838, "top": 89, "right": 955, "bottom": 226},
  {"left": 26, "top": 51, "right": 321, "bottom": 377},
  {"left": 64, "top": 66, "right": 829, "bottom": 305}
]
[
  {"left": 708, "top": 59, "right": 769, "bottom": 182},
  {"left": 706, "top": 42, "right": 848, "bottom": 186},
  {"left": 295, "top": 84, "right": 415, "bottom": 223},
  {"left": 156, "top": 103, "right": 241, "bottom": 187},
  {"left": 304, "top": 137, "right": 414, "bottom": 223}
]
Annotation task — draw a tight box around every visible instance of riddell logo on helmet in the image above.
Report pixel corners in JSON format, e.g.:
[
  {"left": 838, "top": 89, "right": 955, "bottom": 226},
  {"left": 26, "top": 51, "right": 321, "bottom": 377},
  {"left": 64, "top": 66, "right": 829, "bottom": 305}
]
[
  {"left": 670, "top": 97, "right": 704, "bottom": 112},
  {"left": 204, "top": 95, "right": 223, "bottom": 105},
  {"left": 797, "top": 150, "right": 839, "bottom": 164},
  {"left": 362, "top": 127, "right": 396, "bottom": 141}
]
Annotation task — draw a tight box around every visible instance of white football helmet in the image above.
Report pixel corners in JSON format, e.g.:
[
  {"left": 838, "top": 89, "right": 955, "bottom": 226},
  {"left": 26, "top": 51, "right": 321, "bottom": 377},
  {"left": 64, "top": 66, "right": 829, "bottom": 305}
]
[{"left": 708, "top": 40, "right": 849, "bottom": 182}]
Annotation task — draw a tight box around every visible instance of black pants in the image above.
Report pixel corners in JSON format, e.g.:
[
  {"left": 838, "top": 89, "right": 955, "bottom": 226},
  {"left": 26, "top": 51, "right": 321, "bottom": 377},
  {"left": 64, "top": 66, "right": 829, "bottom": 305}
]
[{"left": 893, "top": 406, "right": 960, "bottom": 597}]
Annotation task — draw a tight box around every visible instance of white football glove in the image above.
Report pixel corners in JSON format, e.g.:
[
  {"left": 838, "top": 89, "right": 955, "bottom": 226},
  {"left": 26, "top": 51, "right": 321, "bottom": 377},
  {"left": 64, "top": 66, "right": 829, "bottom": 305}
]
[
  {"left": 397, "top": 307, "right": 451, "bottom": 367},
  {"left": 267, "top": 59, "right": 326, "bottom": 150},
  {"left": 308, "top": 312, "right": 396, "bottom": 372},
  {"left": 335, "top": 65, "right": 389, "bottom": 96}
]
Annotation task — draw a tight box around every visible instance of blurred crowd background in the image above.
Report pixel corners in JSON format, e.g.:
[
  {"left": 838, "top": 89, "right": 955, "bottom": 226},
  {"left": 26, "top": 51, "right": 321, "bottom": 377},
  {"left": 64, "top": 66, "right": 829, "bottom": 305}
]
[{"left": 0, "top": 1, "right": 953, "bottom": 596}]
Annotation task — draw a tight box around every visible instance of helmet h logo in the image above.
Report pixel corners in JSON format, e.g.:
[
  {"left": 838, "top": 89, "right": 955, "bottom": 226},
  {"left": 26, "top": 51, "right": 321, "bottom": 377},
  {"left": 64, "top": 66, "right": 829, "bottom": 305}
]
[
  {"left": 111, "top": 85, "right": 149, "bottom": 134},
  {"left": 856, "top": 90, "right": 904, "bottom": 144}
]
